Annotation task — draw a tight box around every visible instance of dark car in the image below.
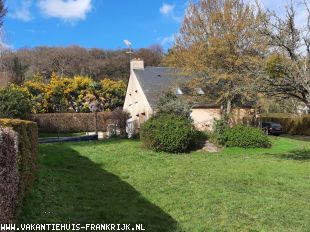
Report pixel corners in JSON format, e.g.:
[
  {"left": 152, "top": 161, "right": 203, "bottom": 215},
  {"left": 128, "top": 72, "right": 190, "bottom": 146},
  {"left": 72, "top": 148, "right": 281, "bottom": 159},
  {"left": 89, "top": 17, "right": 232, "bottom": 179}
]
[{"left": 262, "top": 122, "right": 283, "bottom": 135}]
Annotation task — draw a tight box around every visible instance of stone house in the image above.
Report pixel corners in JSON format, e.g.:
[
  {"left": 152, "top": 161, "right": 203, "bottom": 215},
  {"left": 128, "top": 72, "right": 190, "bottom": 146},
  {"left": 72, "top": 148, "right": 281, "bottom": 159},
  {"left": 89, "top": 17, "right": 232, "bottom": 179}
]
[{"left": 123, "top": 59, "right": 254, "bottom": 134}]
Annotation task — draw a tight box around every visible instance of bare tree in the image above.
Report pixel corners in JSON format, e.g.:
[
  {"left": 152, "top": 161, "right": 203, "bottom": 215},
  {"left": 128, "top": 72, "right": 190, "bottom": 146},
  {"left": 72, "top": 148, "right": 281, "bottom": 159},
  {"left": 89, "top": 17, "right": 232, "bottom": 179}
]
[
  {"left": 0, "top": 0, "right": 6, "bottom": 28},
  {"left": 0, "top": 45, "right": 164, "bottom": 82},
  {"left": 260, "top": 1, "right": 310, "bottom": 112}
]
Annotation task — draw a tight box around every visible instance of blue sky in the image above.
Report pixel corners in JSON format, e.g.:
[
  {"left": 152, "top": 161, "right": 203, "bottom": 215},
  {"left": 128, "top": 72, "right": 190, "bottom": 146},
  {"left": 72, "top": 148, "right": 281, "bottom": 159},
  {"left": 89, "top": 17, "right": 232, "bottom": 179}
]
[
  {"left": 3, "top": 0, "right": 188, "bottom": 51},
  {"left": 2, "top": 0, "right": 308, "bottom": 51}
]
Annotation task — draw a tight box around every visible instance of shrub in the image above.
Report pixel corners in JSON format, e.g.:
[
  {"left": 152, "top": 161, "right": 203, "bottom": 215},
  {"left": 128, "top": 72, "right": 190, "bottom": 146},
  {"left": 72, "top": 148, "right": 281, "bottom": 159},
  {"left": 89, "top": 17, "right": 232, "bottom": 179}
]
[
  {"left": 211, "top": 115, "right": 229, "bottom": 145},
  {"left": 0, "top": 119, "right": 38, "bottom": 223},
  {"left": 140, "top": 114, "right": 197, "bottom": 153},
  {"left": 30, "top": 112, "right": 126, "bottom": 133},
  {"left": 225, "top": 125, "right": 271, "bottom": 148},
  {"left": 110, "top": 108, "right": 130, "bottom": 137},
  {"left": 157, "top": 91, "right": 192, "bottom": 120},
  {"left": 0, "top": 85, "right": 32, "bottom": 119}
]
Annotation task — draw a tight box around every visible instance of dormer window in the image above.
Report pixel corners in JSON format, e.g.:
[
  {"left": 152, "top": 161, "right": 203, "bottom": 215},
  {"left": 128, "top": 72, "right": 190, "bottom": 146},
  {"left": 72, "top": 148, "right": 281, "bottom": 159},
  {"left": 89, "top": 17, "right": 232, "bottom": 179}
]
[
  {"left": 176, "top": 87, "right": 183, "bottom": 95},
  {"left": 195, "top": 88, "right": 205, "bottom": 95}
]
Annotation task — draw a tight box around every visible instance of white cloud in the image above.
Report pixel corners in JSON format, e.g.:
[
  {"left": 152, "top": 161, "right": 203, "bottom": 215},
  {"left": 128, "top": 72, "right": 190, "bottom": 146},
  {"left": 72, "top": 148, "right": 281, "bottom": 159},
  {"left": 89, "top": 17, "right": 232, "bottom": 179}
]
[
  {"left": 160, "top": 34, "right": 175, "bottom": 46},
  {"left": 9, "top": 0, "right": 33, "bottom": 22},
  {"left": 160, "top": 3, "right": 175, "bottom": 15},
  {"left": 246, "top": 0, "right": 308, "bottom": 28},
  {"left": 38, "top": 0, "right": 92, "bottom": 21},
  {"left": 159, "top": 2, "right": 182, "bottom": 22},
  {"left": 0, "top": 40, "right": 13, "bottom": 50},
  {"left": 0, "top": 30, "right": 13, "bottom": 52}
]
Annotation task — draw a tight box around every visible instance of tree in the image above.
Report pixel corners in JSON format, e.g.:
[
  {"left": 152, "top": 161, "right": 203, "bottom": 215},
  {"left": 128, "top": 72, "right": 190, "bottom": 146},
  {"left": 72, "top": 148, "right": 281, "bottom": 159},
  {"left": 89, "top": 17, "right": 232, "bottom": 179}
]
[
  {"left": 0, "top": 45, "right": 165, "bottom": 83},
  {"left": 157, "top": 91, "right": 192, "bottom": 120},
  {"left": 163, "top": 0, "right": 267, "bottom": 114},
  {"left": 100, "top": 78, "right": 126, "bottom": 111},
  {"left": 259, "top": 1, "right": 310, "bottom": 112},
  {"left": 0, "top": 0, "right": 7, "bottom": 56},
  {"left": 0, "top": 0, "right": 6, "bottom": 28},
  {"left": 0, "top": 84, "right": 32, "bottom": 119}
]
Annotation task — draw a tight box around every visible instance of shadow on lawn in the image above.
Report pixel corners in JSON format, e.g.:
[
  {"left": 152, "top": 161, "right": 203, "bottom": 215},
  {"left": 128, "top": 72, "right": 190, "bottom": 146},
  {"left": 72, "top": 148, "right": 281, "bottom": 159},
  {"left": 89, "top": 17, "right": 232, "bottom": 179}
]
[
  {"left": 281, "top": 149, "right": 310, "bottom": 160},
  {"left": 18, "top": 142, "right": 178, "bottom": 232}
]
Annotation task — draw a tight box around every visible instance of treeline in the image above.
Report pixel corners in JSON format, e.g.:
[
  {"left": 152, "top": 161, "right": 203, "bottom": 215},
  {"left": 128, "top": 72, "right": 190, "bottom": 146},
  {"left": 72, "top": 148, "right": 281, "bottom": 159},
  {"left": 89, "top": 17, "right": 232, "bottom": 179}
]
[{"left": 0, "top": 45, "right": 163, "bottom": 83}]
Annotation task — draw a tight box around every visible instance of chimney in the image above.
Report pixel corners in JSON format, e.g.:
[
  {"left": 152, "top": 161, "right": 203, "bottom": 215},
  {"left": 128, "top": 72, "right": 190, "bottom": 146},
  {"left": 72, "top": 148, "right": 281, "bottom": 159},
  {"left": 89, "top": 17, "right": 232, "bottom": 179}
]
[{"left": 130, "top": 58, "right": 144, "bottom": 72}]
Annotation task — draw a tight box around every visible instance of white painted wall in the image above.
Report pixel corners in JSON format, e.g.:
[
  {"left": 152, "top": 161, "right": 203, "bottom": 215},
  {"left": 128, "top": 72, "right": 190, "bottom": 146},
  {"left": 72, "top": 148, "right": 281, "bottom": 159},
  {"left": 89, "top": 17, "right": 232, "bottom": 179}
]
[{"left": 123, "top": 60, "right": 153, "bottom": 134}]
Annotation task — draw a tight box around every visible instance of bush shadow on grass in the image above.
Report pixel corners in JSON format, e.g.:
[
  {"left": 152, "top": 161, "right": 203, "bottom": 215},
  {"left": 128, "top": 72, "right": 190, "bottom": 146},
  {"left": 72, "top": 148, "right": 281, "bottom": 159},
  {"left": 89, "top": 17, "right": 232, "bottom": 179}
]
[
  {"left": 18, "top": 142, "right": 179, "bottom": 232},
  {"left": 281, "top": 149, "right": 310, "bottom": 160}
]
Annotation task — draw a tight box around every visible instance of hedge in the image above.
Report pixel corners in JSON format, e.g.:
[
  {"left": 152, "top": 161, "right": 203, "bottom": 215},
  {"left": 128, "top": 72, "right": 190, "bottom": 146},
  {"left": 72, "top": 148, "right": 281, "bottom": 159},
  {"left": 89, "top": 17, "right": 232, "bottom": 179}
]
[
  {"left": 261, "top": 114, "right": 310, "bottom": 136},
  {"left": 0, "top": 119, "right": 38, "bottom": 223},
  {"left": 30, "top": 112, "right": 113, "bottom": 133},
  {"left": 0, "top": 127, "right": 18, "bottom": 224}
]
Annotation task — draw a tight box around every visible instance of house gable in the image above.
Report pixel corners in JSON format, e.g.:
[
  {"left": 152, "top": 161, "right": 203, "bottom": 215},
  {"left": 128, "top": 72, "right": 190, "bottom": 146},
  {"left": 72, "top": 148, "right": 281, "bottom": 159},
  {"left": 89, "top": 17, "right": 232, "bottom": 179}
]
[{"left": 123, "top": 60, "right": 153, "bottom": 128}]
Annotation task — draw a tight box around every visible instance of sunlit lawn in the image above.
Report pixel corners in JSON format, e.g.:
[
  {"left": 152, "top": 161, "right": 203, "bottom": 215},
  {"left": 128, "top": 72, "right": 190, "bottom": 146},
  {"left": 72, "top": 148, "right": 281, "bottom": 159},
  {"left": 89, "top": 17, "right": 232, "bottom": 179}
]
[{"left": 18, "top": 137, "right": 310, "bottom": 231}]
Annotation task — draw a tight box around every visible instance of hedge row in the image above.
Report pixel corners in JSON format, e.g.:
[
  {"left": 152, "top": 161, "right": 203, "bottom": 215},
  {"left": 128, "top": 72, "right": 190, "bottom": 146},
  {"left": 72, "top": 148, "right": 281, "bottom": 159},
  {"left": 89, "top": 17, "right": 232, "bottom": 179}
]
[
  {"left": 0, "top": 127, "right": 18, "bottom": 224},
  {"left": 30, "top": 112, "right": 113, "bottom": 133},
  {"left": 0, "top": 119, "right": 38, "bottom": 224},
  {"left": 261, "top": 114, "right": 310, "bottom": 136}
]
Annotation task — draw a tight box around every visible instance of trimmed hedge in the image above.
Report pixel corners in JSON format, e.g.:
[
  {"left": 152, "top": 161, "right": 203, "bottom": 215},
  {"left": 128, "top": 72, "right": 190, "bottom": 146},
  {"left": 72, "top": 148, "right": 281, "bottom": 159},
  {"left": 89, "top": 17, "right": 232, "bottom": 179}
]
[
  {"left": 140, "top": 114, "right": 197, "bottom": 153},
  {"left": 0, "top": 119, "right": 38, "bottom": 223},
  {"left": 30, "top": 112, "right": 113, "bottom": 133},
  {"left": 261, "top": 114, "right": 310, "bottom": 136},
  {"left": 225, "top": 125, "right": 271, "bottom": 148},
  {"left": 0, "top": 127, "right": 19, "bottom": 224}
]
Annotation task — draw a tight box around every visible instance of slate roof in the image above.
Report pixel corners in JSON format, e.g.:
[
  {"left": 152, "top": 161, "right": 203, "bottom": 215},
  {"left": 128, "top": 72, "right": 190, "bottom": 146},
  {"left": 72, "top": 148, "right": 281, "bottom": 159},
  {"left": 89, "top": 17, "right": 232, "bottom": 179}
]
[
  {"left": 134, "top": 67, "right": 192, "bottom": 107},
  {"left": 133, "top": 67, "right": 255, "bottom": 109}
]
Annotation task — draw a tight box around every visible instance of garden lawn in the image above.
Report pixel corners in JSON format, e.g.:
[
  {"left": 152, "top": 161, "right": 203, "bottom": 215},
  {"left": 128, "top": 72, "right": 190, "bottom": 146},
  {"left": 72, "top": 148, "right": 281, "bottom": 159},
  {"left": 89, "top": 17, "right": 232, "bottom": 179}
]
[{"left": 18, "top": 137, "right": 310, "bottom": 232}]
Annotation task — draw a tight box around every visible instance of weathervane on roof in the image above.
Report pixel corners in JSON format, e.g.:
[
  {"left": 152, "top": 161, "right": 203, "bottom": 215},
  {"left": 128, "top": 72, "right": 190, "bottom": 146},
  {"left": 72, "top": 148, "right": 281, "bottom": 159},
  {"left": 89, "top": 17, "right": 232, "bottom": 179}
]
[{"left": 124, "top": 39, "right": 134, "bottom": 62}]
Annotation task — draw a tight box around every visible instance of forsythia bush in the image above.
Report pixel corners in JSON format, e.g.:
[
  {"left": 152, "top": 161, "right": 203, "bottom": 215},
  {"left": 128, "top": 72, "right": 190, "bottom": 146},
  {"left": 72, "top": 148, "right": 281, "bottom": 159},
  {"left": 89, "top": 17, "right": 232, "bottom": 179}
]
[{"left": 16, "top": 73, "right": 126, "bottom": 114}]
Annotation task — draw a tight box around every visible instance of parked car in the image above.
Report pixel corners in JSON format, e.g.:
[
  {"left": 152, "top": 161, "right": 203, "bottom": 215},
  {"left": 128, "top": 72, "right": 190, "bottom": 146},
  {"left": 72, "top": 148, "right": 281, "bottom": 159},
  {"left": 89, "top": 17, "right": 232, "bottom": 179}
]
[{"left": 261, "top": 122, "right": 283, "bottom": 135}]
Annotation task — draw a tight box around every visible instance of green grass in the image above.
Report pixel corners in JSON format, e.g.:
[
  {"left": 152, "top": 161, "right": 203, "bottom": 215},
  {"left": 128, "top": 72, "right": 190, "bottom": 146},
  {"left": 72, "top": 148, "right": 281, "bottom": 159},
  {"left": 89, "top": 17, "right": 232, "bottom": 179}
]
[
  {"left": 18, "top": 137, "right": 310, "bottom": 231},
  {"left": 280, "top": 134, "right": 310, "bottom": 142},
  {"left": 39, "top": 132, "right": 85, "bottom": 138}
]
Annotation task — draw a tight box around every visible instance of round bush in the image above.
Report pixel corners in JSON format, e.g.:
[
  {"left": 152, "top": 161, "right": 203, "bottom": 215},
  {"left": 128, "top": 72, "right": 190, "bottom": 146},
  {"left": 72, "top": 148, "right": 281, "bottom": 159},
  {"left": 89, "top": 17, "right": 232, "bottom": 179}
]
[
  {"left": 0, "top": 85, "right": 32, "bottom": 119},
  {"left": 224, "top": 125, "right": 271, "bottom": 148},
  {"left": 140, "top": 114, "right": 197, "bottom": 153}
]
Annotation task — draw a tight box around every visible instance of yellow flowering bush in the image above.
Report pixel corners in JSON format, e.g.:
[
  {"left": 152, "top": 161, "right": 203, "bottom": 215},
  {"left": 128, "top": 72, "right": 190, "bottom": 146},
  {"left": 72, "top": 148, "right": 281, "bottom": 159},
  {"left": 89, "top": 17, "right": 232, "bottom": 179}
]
[{"left": 18, "top": 73, "right": 126, "bottom": 113}]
